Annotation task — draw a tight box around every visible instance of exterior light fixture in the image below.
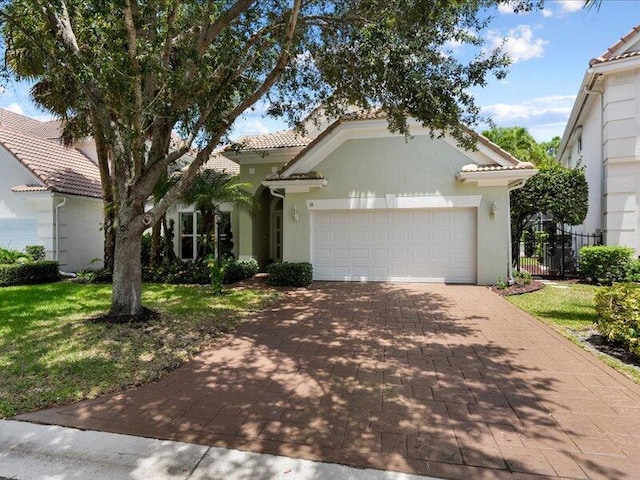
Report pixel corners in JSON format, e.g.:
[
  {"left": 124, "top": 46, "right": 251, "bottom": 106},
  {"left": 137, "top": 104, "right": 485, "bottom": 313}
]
[
  {"left": 490, "top": 202, "right": 498, "bottom": 220},
  {"left": 292, "top": 206, "right": 300, "bottom": 222}
]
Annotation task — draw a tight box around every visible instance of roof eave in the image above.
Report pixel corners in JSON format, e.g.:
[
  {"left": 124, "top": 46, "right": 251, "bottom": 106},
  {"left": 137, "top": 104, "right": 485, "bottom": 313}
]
[
  {"left": 261, "top": 178, "right": 328, "bottom": 193},
  {"left": 456, "top": 169, "right": 538, "bottom": 187}
]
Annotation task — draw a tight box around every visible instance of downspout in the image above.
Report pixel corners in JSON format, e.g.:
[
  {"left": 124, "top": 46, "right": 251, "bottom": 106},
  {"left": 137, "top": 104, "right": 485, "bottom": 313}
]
[
  {"left": 507, "top": 179, "right": 527, "bottom": 284},
  {"left": 583, "top": 80, "right": 605, "bottom": 244},
  {"left": 269, "top": 188, "right": 285, "bottom": 200},
  {"left": 54, "top": 195, "right": 67, "bottom": 262}
]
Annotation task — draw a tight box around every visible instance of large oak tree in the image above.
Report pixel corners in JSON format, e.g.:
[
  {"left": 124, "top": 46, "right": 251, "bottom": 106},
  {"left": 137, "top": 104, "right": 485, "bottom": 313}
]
[{"left": 0, "top": 0, "right": 541, "bottom": 317}]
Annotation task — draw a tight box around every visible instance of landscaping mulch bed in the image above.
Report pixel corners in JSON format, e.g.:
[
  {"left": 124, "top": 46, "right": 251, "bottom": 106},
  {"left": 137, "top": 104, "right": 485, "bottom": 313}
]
[
  {"left": 576, "top": 329, "right": 640, "bottom": 375},
  {"left": 489, "top": 280, "right": 545, "bottom": 296}
]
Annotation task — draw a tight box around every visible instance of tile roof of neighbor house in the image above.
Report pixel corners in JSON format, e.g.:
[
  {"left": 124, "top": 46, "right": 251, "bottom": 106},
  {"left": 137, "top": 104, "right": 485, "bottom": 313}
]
[
  {"left": 203, "top": 153, "right": 240, "bottom": 175},
  {"left": 0, "top": 126, "right": 102, "bottom": 198},
  {"left": 0, "top": 109, "right": 62, "bottom": 140},
  {"left": 590, "top": 24, "right": 640, "bottom": 66},
  {"left": 227, "top": 130, "right": 312, "bottom": 151}
]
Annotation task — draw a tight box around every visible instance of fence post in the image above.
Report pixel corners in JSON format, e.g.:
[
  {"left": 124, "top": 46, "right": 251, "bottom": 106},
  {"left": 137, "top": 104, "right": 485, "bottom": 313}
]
[{"left": 560, "top": 224, "right": 565, "bottom": 279}]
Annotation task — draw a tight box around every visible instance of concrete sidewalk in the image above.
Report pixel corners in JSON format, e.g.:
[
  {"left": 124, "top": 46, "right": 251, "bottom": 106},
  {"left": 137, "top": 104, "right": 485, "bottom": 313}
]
[{"left": 0, "top": 420, "right": 440, "bottom": 480}]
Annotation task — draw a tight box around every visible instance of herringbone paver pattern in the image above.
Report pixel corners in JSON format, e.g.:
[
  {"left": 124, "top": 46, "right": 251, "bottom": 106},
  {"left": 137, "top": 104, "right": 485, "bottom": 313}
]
[{"left": 18, "top": 283, "right": 640, "bottom": 479}]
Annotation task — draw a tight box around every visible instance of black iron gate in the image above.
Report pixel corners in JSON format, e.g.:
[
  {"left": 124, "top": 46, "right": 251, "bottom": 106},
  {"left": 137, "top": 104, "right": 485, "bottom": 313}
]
[{"left": 517, "top": 220, "right": 602, "bottom": 278}]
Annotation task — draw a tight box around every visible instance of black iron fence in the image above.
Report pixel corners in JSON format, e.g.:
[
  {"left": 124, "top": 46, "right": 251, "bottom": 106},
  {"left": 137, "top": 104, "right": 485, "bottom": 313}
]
[{"left": 517, "top": 220, "right": 602, "bottom": 278}]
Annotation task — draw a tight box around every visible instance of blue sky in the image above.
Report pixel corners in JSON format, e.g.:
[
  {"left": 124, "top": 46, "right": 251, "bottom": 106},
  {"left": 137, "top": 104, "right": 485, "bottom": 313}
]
[{"left": 2, "top": 0, "right": 639, "bottom": 142}]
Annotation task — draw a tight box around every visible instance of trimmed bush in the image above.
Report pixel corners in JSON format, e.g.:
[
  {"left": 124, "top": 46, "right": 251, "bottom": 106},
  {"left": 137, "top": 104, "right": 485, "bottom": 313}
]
[
  {"left": 266, "top": 262, "right": 312, "bottom": 287},
  {"left": 594, "top": 283, "right": 640, "bottom": 357},
  {"left": 142, "top": 261, "right": 210, "bottom": 284},
  {"left": 25, "top": 245, "right": 46, "bottom": 262},
  {"left": 224, "top": 258, "right": 259, "bottom": 284},
  {"left": 0, "top": 247, "right": 30, "bottom": 264},
  {"left": 0, "top": 261, "right": 60, "bottom": 286},
  {"left": 578, "top": 245, "right": 634, "bottom": 285}
]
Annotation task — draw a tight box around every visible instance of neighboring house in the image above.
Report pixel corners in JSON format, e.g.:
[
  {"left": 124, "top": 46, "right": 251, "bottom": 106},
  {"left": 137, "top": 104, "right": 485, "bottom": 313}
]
[
  {"left": 216, "top": 111, "right": 536, "bottom": 285},
  {"left": 558, "top": 24, "right": 640, "bottom": 252},
  {"left": 0, "top": 109, "right": 104, "bottom": 271}
]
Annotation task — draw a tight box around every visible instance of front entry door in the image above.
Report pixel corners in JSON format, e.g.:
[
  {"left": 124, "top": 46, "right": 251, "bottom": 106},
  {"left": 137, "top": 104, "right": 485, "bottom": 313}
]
[{"left": 272, "top": 210, "right": 283, "bottom": 262}]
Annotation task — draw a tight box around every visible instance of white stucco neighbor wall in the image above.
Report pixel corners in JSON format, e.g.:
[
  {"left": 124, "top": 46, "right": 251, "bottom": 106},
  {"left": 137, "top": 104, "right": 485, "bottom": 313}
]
[
  {"left": 58, "top": 195, "right": 104, "bottom": 271},
  {"left": 280, "top": 135, "right": 511, "bottom": 285},
  {"left": 602, "top": 68, "right": 640, "bottom": 252},
  {"left": 0, "top": 148, "right": 56, "bottom": 255}
]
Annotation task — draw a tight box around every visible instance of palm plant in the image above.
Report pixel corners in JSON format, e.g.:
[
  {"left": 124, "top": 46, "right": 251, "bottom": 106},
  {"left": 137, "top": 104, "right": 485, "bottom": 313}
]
[{"left": 179, "top": 169, "right": 255, "bottom": 258}]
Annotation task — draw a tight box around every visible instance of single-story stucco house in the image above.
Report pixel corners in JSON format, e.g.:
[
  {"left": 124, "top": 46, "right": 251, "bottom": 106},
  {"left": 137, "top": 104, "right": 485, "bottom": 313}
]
[
  {"left": 210, "top": 111, "right": 537, "bottom": 285},
  {"left": 0, "top": 109, "right": 104, "bottom": 271},
  {"left": 558, "top": 24, "right": 640, "bottom": 253}
]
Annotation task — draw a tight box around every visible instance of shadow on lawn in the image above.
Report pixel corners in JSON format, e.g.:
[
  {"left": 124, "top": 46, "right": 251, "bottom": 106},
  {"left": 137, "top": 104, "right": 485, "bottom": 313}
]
[{"left": 16, "top": 282, "right": 636, "bottom": 479}]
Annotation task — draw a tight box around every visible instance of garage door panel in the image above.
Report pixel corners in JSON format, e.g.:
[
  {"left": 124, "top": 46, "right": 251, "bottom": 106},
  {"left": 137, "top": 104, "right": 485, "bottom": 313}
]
[{"left": 312, "top": 208, "right": 476, "bottom": 283}]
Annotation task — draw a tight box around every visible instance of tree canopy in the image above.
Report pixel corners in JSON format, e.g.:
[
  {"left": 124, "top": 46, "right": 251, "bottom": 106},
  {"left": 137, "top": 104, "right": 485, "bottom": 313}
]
[
  {"left": 0, "top": 0, "right": 542, "bottom": 316},
  {"left": 483, "top": 127, "right": 588, "bottom": 265},
  {"left": 482, "top": 126, "right": 553, "bottom": 166}
]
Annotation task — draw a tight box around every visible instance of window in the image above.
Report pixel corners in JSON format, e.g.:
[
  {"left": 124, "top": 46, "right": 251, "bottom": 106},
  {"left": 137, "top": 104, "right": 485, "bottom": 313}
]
[
  {"left": 179, "top": 211, "right": 233, "bottom": 260},
  {"left": 179, "top": 212, "right": 205, "bottom": 260},
  {"left": 578, "top": 135, "right": 582, "bottom": 153}
]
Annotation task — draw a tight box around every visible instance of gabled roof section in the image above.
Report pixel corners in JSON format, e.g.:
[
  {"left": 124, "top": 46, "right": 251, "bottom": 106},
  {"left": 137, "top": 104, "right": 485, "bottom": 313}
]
[
  {"left": 203, "top": 153, "right": 240, "bottom": 175},
  {"left": 590, "top": 24, "right": 640, "bottom": 66},
  {"left": 275, "top": 113, "right": 526, "bottom": 179},
  {"left": 0, "top": 126, "right": 102, "bottom": 198},
  {"left": 226, "top": 130, "right": 311, "bottom": 152}
]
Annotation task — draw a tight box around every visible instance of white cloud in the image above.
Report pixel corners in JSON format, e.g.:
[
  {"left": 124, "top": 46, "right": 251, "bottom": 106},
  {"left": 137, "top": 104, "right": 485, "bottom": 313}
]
[
  {"left": 5, "top": 102, "right": 24, "bottom": 115},
  {"left": 541, "top": 8, "right": 554, "bottom": 18},
  {"left": 497, "top": 2, "right": 519, "bottom": 14},
  {"left": 556, "top": 0, "right": 584, "bottom": 13},
  {"left": 481, "top": 95, "right": 577, "bottom": 141},
  {"left": 232, "top": 118, "right": 270, "bottom": 138},
  {"left": 487, "top": 25, "right": 548, "bottom": 63}
]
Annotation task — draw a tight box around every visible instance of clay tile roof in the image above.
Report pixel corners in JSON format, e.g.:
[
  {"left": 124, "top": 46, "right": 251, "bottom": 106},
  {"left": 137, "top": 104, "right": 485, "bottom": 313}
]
[
  {"left": 227, "top": 130, "right": 312, "bottom": 152},
  {"left": 203, "top": 152, "right": 240, "bottom": 175},
  {"left": 0, "top": 109, "right": 62, "bottom": 140},
  {"left": 0, "top": 127, "right": 102, "bottom": 198},
  {"left": 459, "top": 163, "right": 535, "bottom": 173},
  {"left": 11, "top": 184, "right": 49, "bottom": 192},
  {"left": 590, "top": 24, "right": 640, "bottom": 66},
  {"left": 265, "top": 171, "right": 324, "bottom": 181}
]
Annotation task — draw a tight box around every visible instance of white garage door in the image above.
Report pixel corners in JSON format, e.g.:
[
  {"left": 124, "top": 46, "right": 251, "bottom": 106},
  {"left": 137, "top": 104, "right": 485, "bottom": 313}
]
[{"left": 312, "top": 208, "right": 476, "bottom": 283}]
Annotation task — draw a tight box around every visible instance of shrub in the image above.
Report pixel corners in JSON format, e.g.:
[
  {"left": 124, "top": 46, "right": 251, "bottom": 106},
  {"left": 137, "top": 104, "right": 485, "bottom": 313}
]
[
  {"left": 578, "top": 246, "right": 634, "bottom": 285},
  {"left": 224, "top": 258, "right": 259, "bottom": 284},
  {"left": 0, "top": 261, "right": 60, "bottom": 286},
  {"left": 0, "top": 247, "right": 30, "bottom": 264},
  {"left": 75, "top": 269, "right": 113, "bottom": 283},
  {"left": 594, "top": 283, "right": 640, "bottom": 357},
  {"left": 142, "top": 261, "right": 210, "bottom": 284},
  {"left": 25, "top": 245, "right": 46, "bottom": 262},
  {"left": 626, "top": 259, "right": 640, "bottom": 283},
  {"left": 495, "top": 276, "right": 508, "bottom": 290},
  {"left": 266, "top": 262, "right": 313, "bottom": 287},
  {"left": 514, "top": 270, "right": 532, "bottom": 285}
]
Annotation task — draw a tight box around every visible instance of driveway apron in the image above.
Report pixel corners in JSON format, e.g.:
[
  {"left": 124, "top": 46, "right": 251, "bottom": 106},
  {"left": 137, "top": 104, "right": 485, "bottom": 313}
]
[{"left": 18, "top": 283, "right": 640, "bottom": 479}]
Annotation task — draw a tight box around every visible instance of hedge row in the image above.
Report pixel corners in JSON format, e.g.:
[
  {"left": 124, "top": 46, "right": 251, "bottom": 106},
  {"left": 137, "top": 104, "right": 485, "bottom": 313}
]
[
  {"left": 0, "top": 261, "right": 60, "bottom": 286},
  {"left": 578, "top": 246, "right": 634, "bottom": 285},
  {"left": 266, "top": 262, "right": 313, "bottom": 287}
]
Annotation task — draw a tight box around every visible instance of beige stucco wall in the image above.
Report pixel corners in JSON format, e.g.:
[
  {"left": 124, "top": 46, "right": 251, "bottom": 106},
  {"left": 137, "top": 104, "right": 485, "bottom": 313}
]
[
  {"left": 236, "top": 162, "right": 286, "bottom": 262},
  {"left": 276, "top": 135, "right": 511, "bottom": 285}
]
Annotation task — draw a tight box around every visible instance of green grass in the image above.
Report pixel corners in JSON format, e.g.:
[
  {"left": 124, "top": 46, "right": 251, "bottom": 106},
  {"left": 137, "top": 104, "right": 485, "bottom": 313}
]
[
  {"left": 507, "top": 282, "right": 640, "bottom": 384},
  {"left": 0, "top": 281, "right": 276, "bottom": 418}
]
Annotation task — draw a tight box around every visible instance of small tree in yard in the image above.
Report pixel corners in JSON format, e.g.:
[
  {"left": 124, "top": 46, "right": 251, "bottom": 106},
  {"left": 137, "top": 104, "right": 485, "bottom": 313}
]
[
  {"left": 510, "top": 164, "right": 588, "bottom": 265},
  {"left": 179, "top": 170, "right": 254, "bottom": 258},
  {"left": 0, "top": 0, "right": 543, "bottom": 319}
]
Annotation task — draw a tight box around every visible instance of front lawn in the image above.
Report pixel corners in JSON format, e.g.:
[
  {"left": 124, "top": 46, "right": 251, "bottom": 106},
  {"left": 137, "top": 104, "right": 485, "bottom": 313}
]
[
  {"left": 0, "top": 282, "right": 276, "bottom": 418},
  {"left": 507, "top": 281, "right": 640, "bottom": 384}
]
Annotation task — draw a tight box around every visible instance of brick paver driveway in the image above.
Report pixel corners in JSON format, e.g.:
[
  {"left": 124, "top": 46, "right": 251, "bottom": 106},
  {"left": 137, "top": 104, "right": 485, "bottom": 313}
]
[{"left": 19, "top": 283, "right": 640, "bottom": 479}]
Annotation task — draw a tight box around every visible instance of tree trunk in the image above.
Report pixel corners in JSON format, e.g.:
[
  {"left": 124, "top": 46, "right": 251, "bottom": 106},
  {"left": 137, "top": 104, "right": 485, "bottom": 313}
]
[
  {"left": 110, "top": 223, "right": 144, "bottom": 317},
  {"left": 103, "top": 212, "right": 115, "bottom": 273},
  {"left": 150, "top": 221, "right": 161, "bottom": 267}
]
